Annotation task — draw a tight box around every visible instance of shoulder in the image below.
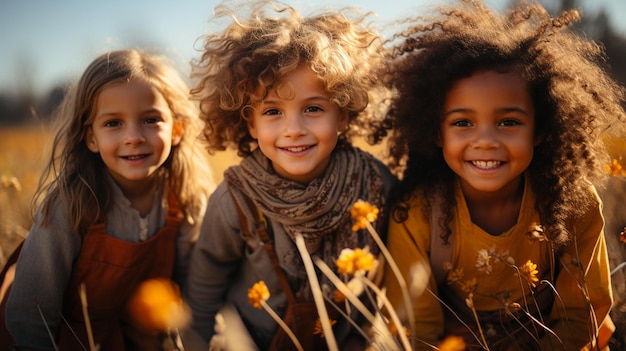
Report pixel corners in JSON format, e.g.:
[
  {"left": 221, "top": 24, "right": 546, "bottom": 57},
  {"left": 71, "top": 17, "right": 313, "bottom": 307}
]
[
  {"left": 351, "top": 147, "right": 398, "bottom": 184},
  {"left": 570, "top": 183, "right": 603, "bottom": 230}
]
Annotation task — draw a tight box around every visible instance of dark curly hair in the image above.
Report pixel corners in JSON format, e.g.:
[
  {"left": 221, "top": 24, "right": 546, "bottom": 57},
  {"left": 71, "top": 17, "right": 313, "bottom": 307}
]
[
  {"left": 384, "top": 0, "right": 626, "bottom": 248},
  {"left": 191, "top": 1, "right": 391, "bottom": 157}
]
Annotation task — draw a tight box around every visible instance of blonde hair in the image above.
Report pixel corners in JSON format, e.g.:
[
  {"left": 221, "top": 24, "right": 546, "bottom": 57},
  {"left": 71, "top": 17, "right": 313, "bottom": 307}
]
[
  {"left": 35, "top": 49, "right": 215, "bottom": 233},
  {"left": 191, "top": 0, "right": 390, "bottom": 156}
]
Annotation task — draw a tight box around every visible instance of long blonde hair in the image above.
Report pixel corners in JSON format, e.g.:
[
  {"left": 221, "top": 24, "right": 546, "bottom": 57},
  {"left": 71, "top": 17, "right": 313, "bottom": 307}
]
[{"left": 35, "top": 49, "right": 214, "bottom": 234}]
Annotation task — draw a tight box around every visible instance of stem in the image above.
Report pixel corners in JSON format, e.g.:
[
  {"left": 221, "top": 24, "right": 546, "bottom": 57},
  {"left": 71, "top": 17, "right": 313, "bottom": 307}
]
[
  {"left": 294, "top": 234, "right": 339, "bottom": 351},
  {"left": 314, "top": 257, "right": 398, "bottom": 349},
  {"left": 366, "top": 222, "right": 416, "bottom": 349},
  {"left": 359, "top": 277, "right": 412, "bottom": 351},
  {"left": 466, "top": 295, "right": 490, "bottom": 351},
  {"left": 260, "top": 301, "right": 304, "bottom": 351},
  {"left": 79, "top": 284, "right": 97, "bottom": 351}
]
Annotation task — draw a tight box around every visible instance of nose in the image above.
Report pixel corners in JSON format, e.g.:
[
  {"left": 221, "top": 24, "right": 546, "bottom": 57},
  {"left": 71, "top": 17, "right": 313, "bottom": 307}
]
[
  {"left": 283, "top": 112, "right": 307, "bottom": 137},
  {"left": 125, "top": 124, "right": 146, "bottom": 145},
  {"left": 471, "top": 125, "right": 500, "bottom": 149}
]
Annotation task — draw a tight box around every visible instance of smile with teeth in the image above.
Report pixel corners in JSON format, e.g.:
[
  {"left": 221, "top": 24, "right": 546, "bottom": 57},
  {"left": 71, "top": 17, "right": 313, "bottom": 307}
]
[
  {"left": 282, "top": 145, "right": 313, "bottom": 152},
  {"left": 124, "top": 155, "right": 148, "bottom": 160},
  {"left": 471, "top": 160, "right": 501, "bottom": 169}
]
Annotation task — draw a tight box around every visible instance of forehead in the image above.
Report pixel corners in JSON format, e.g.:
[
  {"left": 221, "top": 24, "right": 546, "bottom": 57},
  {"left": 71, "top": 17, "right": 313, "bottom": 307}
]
[{"left": 445, "top": 70, "right": 532, "bottom": 107}]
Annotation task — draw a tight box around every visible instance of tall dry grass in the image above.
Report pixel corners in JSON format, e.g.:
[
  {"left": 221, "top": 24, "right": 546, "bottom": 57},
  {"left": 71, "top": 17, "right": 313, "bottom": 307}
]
[
  {"left": 0, "top": 124, "right": 387, "bottom": 266},
  {"left": 1, "top": 124, "right": 624, "bottom": 348}
]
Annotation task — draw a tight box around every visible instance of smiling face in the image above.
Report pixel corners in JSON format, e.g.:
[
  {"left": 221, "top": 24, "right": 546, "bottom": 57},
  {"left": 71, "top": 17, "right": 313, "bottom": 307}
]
[
  {"left": 86, "top": 80, "right": 180, "bottom": 192},
  {"left": 440, "top": 70, "right": 538, "bottom": 198},
  {"left": 247, "top": 66, "right": 348, "bottom": 184}
]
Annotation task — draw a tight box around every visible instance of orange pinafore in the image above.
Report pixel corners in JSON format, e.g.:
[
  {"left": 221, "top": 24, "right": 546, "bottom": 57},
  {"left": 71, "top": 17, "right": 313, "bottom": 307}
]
[{"left": 0, "top": 193, "right": 183, "bottom": 351}]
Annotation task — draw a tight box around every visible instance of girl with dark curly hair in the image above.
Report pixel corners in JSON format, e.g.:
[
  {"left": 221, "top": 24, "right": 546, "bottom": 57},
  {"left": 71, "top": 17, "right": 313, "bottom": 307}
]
[{"left": 382, "top": 1, "right": 626, "bottom": 350}]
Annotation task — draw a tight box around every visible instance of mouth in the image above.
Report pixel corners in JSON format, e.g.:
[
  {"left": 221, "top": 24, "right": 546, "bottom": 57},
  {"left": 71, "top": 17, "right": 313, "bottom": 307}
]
[
  {"left": 281, "top": 145, "right": 314, "bottom": 153},
  {"left": 122, "top": 154, "right": 149, "bottom": 161},
  {"left": 471, "top": 160, "right": 501, "bottom": 169}
]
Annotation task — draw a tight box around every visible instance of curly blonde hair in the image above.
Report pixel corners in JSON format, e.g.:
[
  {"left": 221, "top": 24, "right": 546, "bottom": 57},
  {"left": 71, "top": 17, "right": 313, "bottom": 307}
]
[
  {"left": 191, "top": 1, "right": 390, "bottom": 156},
  {"left": 384, "top": 0, "right": 626, "bottom": 247},
  {"left": 35, "top": 49, "right": 215, "bottom": 233}
]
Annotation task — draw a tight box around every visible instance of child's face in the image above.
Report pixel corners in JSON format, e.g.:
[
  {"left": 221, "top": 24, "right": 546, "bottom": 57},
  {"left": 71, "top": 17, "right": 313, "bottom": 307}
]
[
  {"left": 248, "top": 66, "right": 348, "bottom": 183},
  {"left": 439, "top": 70, "right": 538, "bottom": 196},
  {"left": 86, "top": 80, "right": 181, "bottom": 191}
]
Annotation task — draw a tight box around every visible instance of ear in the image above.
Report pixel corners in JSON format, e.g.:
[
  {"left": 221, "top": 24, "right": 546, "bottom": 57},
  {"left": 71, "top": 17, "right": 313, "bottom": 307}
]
[
  {"left": 85, "top": 127, "right": 99, "bottom": 153},
  {"left": 534, "top": 134, "right": 543, "bottom": 147},
  {"left": 247, "top": 119, "right": 258, "bottom": 139},
  {"left": 172, "top": 119, "right": 184, "bottom": 146}
]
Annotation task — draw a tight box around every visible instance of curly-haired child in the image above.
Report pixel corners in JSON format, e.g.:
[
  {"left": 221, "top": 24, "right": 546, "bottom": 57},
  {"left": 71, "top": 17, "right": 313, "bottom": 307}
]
[
  {"left": 381, "top": 1, "right": 626, "bottom": 350},
  {"left": 1, "top": 49, "right": 215, "bottom": 350},
  {"left": 184, "top": 1, "right": 396, "bottom": 350}
]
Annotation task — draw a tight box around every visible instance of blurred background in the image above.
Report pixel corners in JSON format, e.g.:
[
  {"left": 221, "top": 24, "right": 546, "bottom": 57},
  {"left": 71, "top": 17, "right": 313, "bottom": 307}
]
[{"left": 1, "top": 0, "right": 625, "bottom": 347}]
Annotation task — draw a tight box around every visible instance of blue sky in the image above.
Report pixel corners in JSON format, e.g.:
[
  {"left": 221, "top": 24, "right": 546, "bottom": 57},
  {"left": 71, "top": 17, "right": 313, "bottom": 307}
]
[{"left": 1, "top": 0, "right": 624, "bottom": 96}]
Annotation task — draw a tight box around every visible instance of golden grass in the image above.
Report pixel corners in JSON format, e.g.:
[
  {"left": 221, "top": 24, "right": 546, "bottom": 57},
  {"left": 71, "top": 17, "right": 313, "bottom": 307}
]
[{"left": 1, "top": 124, "right": 625, "bottom": 348}]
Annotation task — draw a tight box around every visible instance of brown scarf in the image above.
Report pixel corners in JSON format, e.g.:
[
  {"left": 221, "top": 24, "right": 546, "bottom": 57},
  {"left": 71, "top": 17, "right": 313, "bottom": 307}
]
[{"left": 225, "top": 145, "right": 386, "bottom": 300}]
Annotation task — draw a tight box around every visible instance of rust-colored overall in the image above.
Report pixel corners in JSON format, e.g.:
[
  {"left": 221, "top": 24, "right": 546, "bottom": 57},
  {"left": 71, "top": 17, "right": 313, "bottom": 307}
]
[{"left": 1, "top": 194, "right": 182, "bottom": 351}]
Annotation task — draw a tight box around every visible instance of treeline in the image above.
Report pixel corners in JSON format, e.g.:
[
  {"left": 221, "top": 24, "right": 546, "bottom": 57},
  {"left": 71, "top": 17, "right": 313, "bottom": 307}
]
[{"left": 1, "top": 0, "right": 625, "bottom": 125}]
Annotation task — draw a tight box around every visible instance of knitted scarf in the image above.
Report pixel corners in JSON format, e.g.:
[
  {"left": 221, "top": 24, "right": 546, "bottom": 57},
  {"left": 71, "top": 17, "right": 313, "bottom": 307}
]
[{"left": 225, "top": 145, "right": 385, "bottom": 300}]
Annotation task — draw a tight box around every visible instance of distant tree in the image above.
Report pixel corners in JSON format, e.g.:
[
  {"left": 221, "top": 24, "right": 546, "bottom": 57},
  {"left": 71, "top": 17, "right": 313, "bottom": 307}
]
[{"left": 37, "top": 83, "right": 68, "bottom": 123}]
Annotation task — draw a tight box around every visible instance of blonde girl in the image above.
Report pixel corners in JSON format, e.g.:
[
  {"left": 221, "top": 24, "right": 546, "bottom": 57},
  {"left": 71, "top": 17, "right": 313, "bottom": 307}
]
[{"left": 2, "top": 49, "right": 214, "bottom": 350}]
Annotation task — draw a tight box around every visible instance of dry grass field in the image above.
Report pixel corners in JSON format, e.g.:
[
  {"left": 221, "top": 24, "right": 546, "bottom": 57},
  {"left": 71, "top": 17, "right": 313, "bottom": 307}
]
[
  {"left": 0, "top": 125, "right": 387, "bottom": 265},
  {"left": 0, "top": 124, "right": 624, "bottom": 346}
]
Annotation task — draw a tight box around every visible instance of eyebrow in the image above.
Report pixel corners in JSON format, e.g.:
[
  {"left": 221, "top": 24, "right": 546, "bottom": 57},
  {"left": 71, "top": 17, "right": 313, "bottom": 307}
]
[
  {"left": 261, "top": 95, "right": 330, "bottom": 105},
  {"left": 444, "top": 106, "right": 531, "bottom": 116}
]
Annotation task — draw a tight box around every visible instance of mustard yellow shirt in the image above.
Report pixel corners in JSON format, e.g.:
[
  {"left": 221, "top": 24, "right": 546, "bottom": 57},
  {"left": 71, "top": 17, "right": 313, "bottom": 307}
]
[{"left": 384, "top": 177, "right": 612, "bottom": 350}]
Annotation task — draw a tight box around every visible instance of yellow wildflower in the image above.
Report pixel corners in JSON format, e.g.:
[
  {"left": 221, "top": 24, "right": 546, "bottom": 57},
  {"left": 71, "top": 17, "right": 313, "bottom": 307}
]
[
  {"left": 459, "top": 277, "right": 477, "bottom": 294},
  {"left": 332, "top": 289, "right": 346, "bottom": 303},
  {"left": 248, "top": 281, "right": 270, "bottom": 309},
  {"left": 446, "top": 267, "right": 464, "bottom": 284},
  {"left": 313, "top": 318, "right": 337, "bottom": 338},
  {"left": 605, "top": 157, "right": 626, "bottom": 176},
  {"left": 527, "top": 223, "right": 546, "bottom": 243},
  {"left": 127, "top": 278, "right": 191, "bottom": 332},
  {"left": 517, "top": 260, "right": 539, "bottom": 287},
  {"left": 438, "top": 335, "right": 467, "bottom": 351},
  {"left": 336, "top": 247, "right": 375, "bottom": 276},
  {"left": 389, "top": 321, "right": 412, "bottom": 337},
  {"left": 1, "top": 175, "right": 21, "bottom": 191},
  {"left": 350, "top": 200, "right": 379, "bottom": 231}
]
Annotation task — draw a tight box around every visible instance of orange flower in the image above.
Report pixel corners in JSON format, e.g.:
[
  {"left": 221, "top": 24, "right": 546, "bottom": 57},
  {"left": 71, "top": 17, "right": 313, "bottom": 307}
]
[
  {"left": 127, "top": 278, "right": 190, "bottom": 332},
  {"left": 313, "top": 318, "right": 337, "bottom": 338},
  {"left": 389, "top": 321, "right": 412, "bottom": 338},
  {"left": 248, "top": 280, "right": 270, "bottom": 309},
  {"left": 332, "top": 289, "right": 346, "bottom": 303},
  {"left": 605, "top": 157, "right": 626, "bottom": 176},
  {"left": 350, "top": 200, "right": 379, "bottom": 231},
  {"left": 517, "top": 260, "right": 539, "bottom": 287},
  {"left": 620, "top": 227, "right": 626, "bottom": 244},
  {"left": 438, "top": 335, "right": 467, "bottom": 351},
  {"left": 336, "top": 247, "right": 375, "bottom": 276},
  {"left": 1, "top": 175, "right": 21, "bottom": 191}
]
